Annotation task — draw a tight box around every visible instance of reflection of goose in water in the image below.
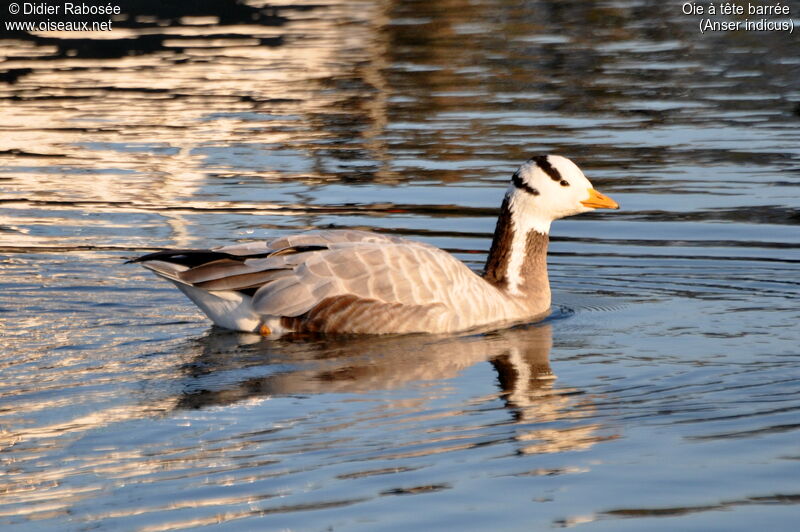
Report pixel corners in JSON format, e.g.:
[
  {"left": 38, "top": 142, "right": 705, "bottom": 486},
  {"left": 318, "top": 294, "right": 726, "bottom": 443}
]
[
  {"left": 179, "top": 323, "right": 553, "bottom": 405},
  {"left": 177, "top": 322, "right": 615, "bottom": 454},
  {"left": 134, "top": 156, "right": 619, "bottom": 335},
  {"left": 490, "top": 331, "right": 614, "bottom": 455}
]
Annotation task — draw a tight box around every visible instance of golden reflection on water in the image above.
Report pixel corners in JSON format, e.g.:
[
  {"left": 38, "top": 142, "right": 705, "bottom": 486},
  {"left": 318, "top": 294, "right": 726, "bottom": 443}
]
[{"left": 1, "top": 0, "right": 394, "bottom": 251}]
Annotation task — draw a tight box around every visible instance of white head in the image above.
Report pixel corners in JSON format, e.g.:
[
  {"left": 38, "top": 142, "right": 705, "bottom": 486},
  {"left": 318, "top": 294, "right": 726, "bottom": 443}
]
[{"left": 505, "top": 154, "right": 619, "bottom": 234}]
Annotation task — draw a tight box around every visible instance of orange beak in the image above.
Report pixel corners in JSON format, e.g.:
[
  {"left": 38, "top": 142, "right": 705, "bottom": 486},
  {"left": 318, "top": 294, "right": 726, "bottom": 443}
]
[{"left": 581, "top": 188, "right": 619, "bottom": 210}]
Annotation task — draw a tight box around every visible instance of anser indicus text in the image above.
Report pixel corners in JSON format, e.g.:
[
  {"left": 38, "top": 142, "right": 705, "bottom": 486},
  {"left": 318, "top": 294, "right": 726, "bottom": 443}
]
[{"left": 132, "top": 155, "right": 619, "bottom": 336}]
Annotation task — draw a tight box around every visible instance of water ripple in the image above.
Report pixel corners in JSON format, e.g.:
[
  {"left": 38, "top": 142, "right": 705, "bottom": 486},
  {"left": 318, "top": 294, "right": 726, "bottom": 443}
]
[{"left": 2, "top": 0, "right": 800, "bottom": 529}]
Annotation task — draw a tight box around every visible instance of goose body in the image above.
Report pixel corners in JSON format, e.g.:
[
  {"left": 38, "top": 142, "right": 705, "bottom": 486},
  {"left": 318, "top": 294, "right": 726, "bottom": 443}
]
[{"left": 133, "top": 155, "right": 618, "bottom": 336}]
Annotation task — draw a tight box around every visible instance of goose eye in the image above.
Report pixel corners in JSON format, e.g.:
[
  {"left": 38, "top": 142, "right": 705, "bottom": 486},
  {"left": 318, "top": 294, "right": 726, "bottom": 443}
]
[{"left": 559, "top": 180, "right": 569, "bottom": 187}]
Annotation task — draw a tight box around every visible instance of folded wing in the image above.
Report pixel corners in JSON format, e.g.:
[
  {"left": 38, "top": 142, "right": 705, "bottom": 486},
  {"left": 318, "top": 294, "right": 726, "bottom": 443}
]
[{"left": 135, "top": 230, "right": 495, "bottom": 321}]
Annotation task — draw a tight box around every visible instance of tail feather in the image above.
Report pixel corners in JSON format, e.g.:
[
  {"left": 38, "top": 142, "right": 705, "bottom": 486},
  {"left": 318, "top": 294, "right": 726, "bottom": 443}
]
[
  {"left": 129, "top": 240, "right": 342, "bottom": 332},
  {"left": 139, "top": 260, "right": 190, "bottom": 284}
]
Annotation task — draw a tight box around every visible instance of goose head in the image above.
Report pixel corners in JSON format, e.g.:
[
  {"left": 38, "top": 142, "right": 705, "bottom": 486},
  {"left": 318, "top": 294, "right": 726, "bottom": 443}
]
[{"left": 506, "top": 155, "right": 619, "bottom": 234}]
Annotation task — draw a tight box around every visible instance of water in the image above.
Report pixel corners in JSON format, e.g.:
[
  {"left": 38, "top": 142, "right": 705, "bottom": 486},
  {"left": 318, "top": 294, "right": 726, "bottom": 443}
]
[{"left": 2, "top": 0, "right": 800, "bottom": 529}]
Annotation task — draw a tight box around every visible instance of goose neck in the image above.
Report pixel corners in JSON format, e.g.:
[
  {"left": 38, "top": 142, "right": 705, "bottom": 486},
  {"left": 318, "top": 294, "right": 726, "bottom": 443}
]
[{"left": 483, "top": 197, "right": 551, "bottom": 299}]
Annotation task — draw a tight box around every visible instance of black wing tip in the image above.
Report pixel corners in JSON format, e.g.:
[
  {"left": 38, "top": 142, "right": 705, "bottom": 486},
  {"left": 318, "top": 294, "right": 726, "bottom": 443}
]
[
  {"left": 125, "top": 251, "right": 168, "bottom": 264},
  {"left": 126, "top": 248, "right": 226, "bottom": 268},
  {"left": 268, "top": 244, "right": 329, "bottom": 257}
]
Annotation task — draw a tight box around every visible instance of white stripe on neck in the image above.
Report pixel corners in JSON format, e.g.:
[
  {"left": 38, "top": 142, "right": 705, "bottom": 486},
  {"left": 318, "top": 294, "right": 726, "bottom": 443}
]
[{"left": 505, "top": 187, "right": 551, "bottom": 296}]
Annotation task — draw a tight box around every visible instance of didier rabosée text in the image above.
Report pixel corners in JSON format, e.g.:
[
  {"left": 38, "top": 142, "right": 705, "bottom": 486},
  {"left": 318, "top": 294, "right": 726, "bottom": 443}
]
[{"left": 22, "top": 3, "right": 121, "bottom": 15}]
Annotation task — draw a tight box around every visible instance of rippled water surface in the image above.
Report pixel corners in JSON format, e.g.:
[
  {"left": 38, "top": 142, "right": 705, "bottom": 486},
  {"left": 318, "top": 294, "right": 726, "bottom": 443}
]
[{"left": 2, "top": 1, "right": 800, "bottom": 530}]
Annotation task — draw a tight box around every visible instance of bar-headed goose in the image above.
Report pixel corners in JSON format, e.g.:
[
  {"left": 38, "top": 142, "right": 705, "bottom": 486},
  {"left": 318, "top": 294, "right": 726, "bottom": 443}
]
[{"left": 132, "top": 155, "right": 618, "bottom": 336}]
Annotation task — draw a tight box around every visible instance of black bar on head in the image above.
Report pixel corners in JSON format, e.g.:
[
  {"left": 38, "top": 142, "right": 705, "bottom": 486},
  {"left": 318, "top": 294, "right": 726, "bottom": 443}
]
[
  {"left": 530, "top": 155, "right": 562, "bottom": 182},
  {"left": 511, "top": 170, "right": 539, "bottom": 196}
]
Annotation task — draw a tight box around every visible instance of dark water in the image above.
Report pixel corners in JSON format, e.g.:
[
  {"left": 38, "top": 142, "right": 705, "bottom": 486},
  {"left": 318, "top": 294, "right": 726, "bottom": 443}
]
[{"left": 2, "top": 1, "right": 800, "bottom": 530}]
